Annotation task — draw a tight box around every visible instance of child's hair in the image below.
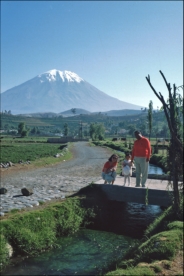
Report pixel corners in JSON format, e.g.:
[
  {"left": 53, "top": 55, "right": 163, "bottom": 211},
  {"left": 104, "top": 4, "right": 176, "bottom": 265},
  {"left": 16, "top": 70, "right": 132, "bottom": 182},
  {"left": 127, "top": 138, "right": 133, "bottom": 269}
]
[{"left": 125, "top": 152, "right": 131, "bottom": 157}]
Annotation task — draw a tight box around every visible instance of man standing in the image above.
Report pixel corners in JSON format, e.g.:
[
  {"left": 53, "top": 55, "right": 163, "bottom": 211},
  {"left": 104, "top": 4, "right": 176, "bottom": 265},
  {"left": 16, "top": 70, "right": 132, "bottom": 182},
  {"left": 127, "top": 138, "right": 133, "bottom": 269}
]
[{"left": 131, "top": 130, "right": 151, "bottom": 187}]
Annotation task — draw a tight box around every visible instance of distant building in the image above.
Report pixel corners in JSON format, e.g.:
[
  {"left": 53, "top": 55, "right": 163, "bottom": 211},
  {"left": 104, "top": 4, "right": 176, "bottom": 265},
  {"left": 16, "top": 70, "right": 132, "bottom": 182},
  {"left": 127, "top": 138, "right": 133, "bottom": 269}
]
[{"left": 118, "top": 129, "right": 128, "bottom": 134}]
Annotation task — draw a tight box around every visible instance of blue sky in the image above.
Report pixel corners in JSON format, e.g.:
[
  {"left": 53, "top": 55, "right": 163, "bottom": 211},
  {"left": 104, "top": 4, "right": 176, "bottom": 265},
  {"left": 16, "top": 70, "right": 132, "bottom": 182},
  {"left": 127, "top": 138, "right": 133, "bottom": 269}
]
[{"left": 1, "top": 1, "right": 183, "bottom": 109}]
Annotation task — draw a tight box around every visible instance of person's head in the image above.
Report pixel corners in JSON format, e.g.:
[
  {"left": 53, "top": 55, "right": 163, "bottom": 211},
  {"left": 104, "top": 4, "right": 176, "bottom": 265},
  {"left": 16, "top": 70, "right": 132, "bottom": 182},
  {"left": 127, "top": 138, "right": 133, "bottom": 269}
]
[
  {"left": 125, "top": 152, "right": 131, "bottom": 159},
  {"left": 109, "top": 154, "right": 118, "bottom": 162},
  {"left": 134, "top": 130, "right": 142, "bottom": 140}
]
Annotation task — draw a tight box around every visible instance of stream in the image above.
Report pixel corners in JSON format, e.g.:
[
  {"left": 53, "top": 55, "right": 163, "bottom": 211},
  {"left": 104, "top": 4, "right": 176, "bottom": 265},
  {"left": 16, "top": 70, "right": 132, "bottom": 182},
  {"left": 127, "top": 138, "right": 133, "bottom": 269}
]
[
  {"left": 148, "top": 164, "right": 164, "bottom": 175},
  {"left": 3, "top": 202, "right": 163, "bottom": 275}
]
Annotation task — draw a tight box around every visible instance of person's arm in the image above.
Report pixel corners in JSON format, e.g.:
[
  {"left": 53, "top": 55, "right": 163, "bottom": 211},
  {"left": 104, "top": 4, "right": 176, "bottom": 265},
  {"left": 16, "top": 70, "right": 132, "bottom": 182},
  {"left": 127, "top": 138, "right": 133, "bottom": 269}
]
[
  {"left": 122, "top": 161, "right": 126, "bottom": 167},
  {"left": 131, "top": 144, "right": 135, "bottom": 163},
  {"left": 103, "top": 162, "right": 110, "bottom": 173},
  {"left": 111, "top": 162, "right": 118, "bottom": 171},
  {"left": 145, "top": 138, "right": 151, "bottom": 162}
]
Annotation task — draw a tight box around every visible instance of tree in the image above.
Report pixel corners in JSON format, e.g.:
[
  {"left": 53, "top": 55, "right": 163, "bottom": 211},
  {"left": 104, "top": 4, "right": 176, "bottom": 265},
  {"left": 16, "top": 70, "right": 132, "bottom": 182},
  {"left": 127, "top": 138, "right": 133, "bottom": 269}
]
[
  {"left": 96, "top": 124, "right": 105, "bottom": 140},
  {"left": 30, "top": 127, "right": 37, "bottom": 134},
  {"left": 146, "top": 71, "right": 183, "bottom": 215},
  {"left": 18, "top": 122, "right": 25, "bottom": 135},
  {"left": 4, "top": 123, "right": 9, "bottom": 130},
  {"left": 30, "top": 126, "right": 40, "bottom": 135},
  {"left": 128, "top": 124, "right": 136, "bottom": 137},
  {"left": 63, "top": 123, "right": 69, "bottom": 137},
  {"left": 89, "top": 123, "right": 105, "bottom": 141},
  {"left": 89, "top": 123, "right": 96, "bottom": 140},
  {"left": 147, "top": 100, "right": 153, "bottom": 140},
  {"left": 17, "top": 122, "right": 29, "bottom": 137}
]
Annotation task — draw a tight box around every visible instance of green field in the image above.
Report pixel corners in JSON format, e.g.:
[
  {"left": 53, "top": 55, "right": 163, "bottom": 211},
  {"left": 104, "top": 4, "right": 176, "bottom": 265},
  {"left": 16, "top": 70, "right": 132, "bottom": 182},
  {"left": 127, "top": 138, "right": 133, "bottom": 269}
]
[{"left": 0, "top": 137, "right": 68, "bottom": 164}]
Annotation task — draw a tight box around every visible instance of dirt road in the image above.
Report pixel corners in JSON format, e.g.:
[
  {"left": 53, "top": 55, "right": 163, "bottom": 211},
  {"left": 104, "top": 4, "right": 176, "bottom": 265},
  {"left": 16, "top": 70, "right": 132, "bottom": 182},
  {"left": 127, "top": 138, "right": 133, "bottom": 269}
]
[{"left": 1, "top": 142, "right": 113, "bottom": 194}]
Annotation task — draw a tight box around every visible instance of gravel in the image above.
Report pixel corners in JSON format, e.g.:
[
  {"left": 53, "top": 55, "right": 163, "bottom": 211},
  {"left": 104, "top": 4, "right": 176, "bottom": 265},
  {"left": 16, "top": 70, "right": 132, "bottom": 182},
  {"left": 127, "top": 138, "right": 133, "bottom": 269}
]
[{"left": 0, "top": 142, "right": 113, "bottom": 214}]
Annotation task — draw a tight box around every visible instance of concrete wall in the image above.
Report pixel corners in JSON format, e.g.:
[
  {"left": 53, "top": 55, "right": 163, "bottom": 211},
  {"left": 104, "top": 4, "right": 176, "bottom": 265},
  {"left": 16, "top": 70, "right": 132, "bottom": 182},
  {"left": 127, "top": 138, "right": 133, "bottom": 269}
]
[{"left": 93, "top": 184, "right": 173, "bottom": 207}]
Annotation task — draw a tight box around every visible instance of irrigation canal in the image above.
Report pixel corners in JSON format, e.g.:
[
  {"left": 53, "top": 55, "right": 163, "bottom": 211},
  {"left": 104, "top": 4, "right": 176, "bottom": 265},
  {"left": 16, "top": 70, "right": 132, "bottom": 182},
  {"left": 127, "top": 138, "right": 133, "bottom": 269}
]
[{"left": 3, "top": 201, "right": 163, "bottom": 275}]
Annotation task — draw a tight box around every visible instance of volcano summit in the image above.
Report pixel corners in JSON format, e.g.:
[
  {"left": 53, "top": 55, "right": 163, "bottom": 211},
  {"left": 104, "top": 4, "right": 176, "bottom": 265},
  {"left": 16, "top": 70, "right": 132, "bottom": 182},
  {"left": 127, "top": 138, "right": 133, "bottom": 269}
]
[{"left": 1, "top": 69, "right": 142, "bottom": 114}]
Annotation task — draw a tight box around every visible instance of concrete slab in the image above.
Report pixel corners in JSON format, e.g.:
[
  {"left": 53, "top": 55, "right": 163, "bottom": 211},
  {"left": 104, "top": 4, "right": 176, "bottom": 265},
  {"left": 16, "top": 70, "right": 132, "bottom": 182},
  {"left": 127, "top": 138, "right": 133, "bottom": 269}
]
[
  {"left": 95, "top": 176, "right": 173, "bottom": 191},
  {"left": 94, "top": 176, "right": 177, "bottom": 206}
]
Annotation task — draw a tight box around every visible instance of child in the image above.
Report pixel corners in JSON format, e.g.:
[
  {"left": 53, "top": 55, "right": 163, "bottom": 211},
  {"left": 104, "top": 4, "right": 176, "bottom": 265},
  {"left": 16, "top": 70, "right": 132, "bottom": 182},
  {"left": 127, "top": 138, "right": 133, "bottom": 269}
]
[{"left": 122, "top": 153, "right": 133, "bottom": 186}]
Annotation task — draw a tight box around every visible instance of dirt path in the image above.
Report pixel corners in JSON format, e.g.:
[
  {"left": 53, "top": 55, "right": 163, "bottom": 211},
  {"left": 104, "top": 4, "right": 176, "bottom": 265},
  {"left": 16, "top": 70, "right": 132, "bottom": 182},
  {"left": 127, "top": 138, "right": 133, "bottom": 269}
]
[{"left": 1, "top": 142, "right": 113, "bottom": 192}]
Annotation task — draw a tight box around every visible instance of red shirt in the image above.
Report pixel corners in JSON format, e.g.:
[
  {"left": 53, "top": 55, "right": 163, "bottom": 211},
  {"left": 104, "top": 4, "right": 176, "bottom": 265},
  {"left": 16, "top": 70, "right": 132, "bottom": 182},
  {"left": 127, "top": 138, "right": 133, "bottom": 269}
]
[
  {"left": 131, "top": 136, "right": 151, "bottom": 160},
  {"left": 102, "top": 161, "right": 118, "bottom": 172}
]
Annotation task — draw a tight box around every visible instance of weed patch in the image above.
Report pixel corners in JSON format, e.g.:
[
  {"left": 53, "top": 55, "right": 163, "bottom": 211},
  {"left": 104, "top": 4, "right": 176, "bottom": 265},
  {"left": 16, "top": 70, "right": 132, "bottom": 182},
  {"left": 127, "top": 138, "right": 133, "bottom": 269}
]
[
  {"left": 0, "top": 197, "right": 94, "bottom": 271},
  {"left": 106, "top": 266, "right": 155, "bottom": 276}
]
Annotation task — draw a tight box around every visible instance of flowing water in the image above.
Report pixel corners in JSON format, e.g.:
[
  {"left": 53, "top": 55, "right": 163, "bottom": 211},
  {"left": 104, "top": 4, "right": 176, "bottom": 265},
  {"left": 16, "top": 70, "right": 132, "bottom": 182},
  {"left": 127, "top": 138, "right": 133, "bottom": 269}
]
[
  {"left": 149, "top": 164, "right": 164, "bottom": 175},
  {"left": 3, "top": 229, "right": 133, "bottom": 275},
  {"left": 3, "top": 202, "right": 163, "bottom": 275}
]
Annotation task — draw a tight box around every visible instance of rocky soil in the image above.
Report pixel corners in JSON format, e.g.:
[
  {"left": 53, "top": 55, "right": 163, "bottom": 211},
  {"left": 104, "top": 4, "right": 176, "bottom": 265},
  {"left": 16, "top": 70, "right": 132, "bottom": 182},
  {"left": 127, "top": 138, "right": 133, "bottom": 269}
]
[{"left": 0, "top": 142, "right": 113, "bottom": 215}]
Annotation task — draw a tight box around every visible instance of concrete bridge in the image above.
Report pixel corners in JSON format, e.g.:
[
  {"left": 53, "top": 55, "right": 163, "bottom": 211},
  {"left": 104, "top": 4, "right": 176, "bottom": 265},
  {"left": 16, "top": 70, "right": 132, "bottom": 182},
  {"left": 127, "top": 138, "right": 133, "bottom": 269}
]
[{"left": 94, "top": 176, "right": 174, "bottom": 207}]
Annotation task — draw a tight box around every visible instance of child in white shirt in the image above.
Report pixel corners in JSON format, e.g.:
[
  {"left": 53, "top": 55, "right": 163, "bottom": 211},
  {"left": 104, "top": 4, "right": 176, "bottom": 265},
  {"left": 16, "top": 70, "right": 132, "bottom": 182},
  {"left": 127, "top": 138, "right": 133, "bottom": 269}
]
[{"left": 122, "top": 153, "right": 133, "bottom": 186}]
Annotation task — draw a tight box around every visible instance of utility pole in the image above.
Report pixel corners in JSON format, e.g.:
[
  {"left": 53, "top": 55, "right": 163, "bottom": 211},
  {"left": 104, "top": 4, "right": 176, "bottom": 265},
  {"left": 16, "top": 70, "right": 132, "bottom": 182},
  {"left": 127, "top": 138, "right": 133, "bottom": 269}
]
[{"left": 79, "top": 121, "right": 83, "bottom": 139}]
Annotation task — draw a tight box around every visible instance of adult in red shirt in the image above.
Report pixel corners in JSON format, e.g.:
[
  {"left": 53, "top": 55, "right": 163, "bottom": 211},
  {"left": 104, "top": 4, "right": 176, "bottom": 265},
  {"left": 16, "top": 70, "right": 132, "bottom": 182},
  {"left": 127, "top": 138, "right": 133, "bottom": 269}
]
[
  {"left": 131, "top": 130, "right": 151, "bottom": 187},
  {"left": 102, "top": 154, "right": 118, "bottom": 184}
]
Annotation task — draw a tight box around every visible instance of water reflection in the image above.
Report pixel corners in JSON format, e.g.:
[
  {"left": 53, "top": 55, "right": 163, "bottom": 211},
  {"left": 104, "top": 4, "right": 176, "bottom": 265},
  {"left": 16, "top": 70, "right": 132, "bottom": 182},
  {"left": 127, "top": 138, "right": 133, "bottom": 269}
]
[{"left": 89, "top": 202, "right": 163, "bottom": 239}]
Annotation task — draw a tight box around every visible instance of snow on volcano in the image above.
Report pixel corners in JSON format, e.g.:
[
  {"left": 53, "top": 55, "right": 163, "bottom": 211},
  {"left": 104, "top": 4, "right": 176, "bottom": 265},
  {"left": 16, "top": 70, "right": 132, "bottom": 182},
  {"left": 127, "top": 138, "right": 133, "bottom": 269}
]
[{"left": 1, "top": 69, "right": 142, "bottom": 114}]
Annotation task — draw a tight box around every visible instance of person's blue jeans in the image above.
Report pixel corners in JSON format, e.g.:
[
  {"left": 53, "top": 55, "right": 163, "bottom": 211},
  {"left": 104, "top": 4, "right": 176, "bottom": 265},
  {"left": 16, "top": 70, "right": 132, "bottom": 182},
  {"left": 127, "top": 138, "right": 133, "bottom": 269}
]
[{"left": 101, "top": 171, "right": 117, "bottom": 184}]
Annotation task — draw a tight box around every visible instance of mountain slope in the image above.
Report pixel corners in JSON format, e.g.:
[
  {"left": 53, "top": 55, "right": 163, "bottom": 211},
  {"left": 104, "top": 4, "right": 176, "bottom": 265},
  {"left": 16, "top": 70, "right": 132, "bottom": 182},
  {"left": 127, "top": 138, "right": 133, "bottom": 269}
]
[{"left": 1, "top": 69, "right": 143, "bottom": 114}]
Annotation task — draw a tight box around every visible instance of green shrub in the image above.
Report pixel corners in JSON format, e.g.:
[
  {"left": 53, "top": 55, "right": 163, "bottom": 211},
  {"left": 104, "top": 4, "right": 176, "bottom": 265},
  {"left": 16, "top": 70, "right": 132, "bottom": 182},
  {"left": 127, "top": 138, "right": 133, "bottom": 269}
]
[
  {"left": 0, "top": 198, "right": 93, "bottom": 270},
  {"left": 150, "top": 154, "right": 168, "bottom": 173},
  {"left": 0, "top": 235, "right": 9, "bottom": 268},
  {"left": 166, "top": 221, "right": 183, "bottom": 231}
]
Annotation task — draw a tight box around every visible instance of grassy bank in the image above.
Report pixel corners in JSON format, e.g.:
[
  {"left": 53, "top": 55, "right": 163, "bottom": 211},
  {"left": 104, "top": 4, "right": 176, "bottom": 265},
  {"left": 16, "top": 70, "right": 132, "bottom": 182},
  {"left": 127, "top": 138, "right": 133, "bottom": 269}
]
[
  {"left": 0, "top": 197, "right": 94, "bottom": 271},
  {"left": 72, "top": 185, "right": 184, "bottom": 276},
  {"left": 106, "top": 208, "right": 183, "bottom": 275}
]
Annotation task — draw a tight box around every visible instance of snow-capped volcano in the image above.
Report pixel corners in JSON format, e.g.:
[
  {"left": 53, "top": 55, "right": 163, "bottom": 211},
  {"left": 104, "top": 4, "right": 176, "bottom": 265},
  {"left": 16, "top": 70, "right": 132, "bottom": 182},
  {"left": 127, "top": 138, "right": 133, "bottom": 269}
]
[
  {"left": 1, "top": 69, "right": 143, "bottom": 114},
  {"left": 39, "top": 70, "right": 84, "bottom": 83}
]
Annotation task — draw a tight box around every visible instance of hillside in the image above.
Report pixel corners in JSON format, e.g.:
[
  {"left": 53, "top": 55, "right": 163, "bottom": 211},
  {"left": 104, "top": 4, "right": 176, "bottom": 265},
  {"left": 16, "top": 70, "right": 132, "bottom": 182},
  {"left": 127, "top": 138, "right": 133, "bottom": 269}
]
[{"left": 0, "top": 110, "right": 167, "bottom": 138}]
